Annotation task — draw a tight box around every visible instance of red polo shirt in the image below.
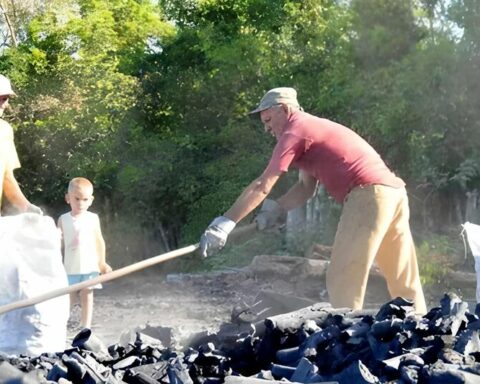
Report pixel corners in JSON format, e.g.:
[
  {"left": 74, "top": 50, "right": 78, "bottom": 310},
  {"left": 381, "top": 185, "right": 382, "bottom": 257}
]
[{"left": 263, "top": 110, "right": 404, "bottom": 202}]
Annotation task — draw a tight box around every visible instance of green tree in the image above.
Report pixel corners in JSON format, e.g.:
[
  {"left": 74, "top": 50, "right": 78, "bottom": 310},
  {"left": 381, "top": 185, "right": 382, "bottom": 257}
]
[
  {"left": 139, "top": 0, "right": 353, "bottom": 245},
  {"left": 0, "top": 0, "right": 174, "bottom": 263}
]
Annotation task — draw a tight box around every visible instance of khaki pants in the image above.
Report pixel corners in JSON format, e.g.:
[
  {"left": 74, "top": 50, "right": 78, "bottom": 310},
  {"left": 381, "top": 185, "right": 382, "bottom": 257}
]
[{"left": 326, "top": 185, "right": 427, "bottom": 314}]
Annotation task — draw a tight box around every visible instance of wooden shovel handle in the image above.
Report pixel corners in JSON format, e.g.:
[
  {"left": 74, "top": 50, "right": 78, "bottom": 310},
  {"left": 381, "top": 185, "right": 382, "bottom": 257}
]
[
  {"left": 0, "top": 223, "right": 258, "bottom": 315},
  {"left": 0, "top": 244, "right": 199, "bottom": 315}
]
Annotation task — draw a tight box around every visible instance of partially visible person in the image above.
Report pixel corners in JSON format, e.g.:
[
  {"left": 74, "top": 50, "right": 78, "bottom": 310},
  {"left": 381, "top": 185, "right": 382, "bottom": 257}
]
[
  {"left": 200, "top": 87, "right": 427, "bottom": 314},
  {"left": 0, "top": 74, "right": 42, "bottom": 215},
  {"left": 58, "top": 177, "right": 112, "bottom": 329},
  {"left": 0, "top": 75, "right": 67, "bottom": 355}
]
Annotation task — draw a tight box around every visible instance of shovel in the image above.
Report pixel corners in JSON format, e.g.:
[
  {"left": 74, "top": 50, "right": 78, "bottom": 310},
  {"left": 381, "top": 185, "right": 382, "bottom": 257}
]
[{"left": 0, "top": 223, "right": 257, "bottom": 316}]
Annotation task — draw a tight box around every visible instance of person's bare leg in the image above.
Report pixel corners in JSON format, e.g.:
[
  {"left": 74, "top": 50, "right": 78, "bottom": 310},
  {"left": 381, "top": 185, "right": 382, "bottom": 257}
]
[
  {"left": 69, "top": 292, "right": 77, "bottom": 310},
  {"left": 79, "top": 288, "right": 94, "bottom": 328},
  {"left": 68, "top": 292, "right": 78, "bottom": 327}
]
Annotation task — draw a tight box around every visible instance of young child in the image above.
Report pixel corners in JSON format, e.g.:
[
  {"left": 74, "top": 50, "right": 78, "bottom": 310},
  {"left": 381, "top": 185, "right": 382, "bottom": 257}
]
[{"left": 58, "top": 177, "right": 112, "bottom": 329}]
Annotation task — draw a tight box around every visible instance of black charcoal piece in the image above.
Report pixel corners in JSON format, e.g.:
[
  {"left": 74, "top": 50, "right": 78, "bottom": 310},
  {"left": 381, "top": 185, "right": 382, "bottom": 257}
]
[{"left": 375, "top": 297, "right": 414, "bottom": 321}]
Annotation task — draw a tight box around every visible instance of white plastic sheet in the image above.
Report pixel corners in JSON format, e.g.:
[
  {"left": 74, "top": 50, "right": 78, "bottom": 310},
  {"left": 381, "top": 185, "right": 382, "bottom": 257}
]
[
  {"left": 463, "top": 221, "right": 480, "bottom": 303},
  {"left": 0, "top": 213, "right": 69, "bottom": 356}
]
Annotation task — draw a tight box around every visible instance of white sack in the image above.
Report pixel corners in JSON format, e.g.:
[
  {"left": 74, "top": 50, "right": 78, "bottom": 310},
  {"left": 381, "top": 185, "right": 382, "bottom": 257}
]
[
  {"left": 0, "top": 213, "right": 69, "bottom": 356},
  {"left": 463, "top": 221, "right": 480, "bottom": 303}
]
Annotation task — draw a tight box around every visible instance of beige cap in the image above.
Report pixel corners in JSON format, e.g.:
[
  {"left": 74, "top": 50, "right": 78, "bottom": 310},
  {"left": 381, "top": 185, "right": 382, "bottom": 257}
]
[
  {"left": 249, "top": 87, "right": 300, "bottom": 114},
  {"left": 0, "top": 75, "right": 16, "bottom": 96}
]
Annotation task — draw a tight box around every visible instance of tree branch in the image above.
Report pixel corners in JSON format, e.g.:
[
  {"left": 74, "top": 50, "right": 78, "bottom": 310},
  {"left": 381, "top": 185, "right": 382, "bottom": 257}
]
[{"left": 0, "top": 0, "right": 17, "bottom": 47}]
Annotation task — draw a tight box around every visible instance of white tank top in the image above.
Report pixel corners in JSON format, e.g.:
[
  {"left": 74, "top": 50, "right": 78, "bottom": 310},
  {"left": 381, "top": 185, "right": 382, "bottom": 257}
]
[{"left": 60, "top": 211, "right": 100, "bottom": 274}]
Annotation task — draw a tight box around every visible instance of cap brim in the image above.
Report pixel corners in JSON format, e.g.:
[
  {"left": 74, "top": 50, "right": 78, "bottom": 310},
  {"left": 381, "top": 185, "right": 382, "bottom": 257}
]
[
  {"left": 248, "top": 105, "right": 270, "bottom": 115},
  {"left": 0, "top": 90, "right": 16, "bottom": 97}
]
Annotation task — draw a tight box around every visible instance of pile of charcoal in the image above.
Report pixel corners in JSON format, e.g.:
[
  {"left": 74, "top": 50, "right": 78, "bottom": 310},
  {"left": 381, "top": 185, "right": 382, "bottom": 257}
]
[{"left": 1, "top": 292, "right": 480, "bottom": 383}]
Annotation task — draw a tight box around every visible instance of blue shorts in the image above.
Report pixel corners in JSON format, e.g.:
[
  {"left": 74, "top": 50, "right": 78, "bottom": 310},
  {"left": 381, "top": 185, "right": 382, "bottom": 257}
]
[{"left": 67, "top": 272, "right": 102, "bottom": 289}]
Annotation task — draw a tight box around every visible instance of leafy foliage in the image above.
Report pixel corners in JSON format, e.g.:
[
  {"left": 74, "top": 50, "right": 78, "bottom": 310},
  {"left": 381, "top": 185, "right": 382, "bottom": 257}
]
[{"left": 0, "top": 0, "right": 479, "bottom": 268}]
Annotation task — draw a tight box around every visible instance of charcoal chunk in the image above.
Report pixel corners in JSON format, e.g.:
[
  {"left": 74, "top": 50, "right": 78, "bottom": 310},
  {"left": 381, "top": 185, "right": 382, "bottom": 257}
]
[
  {"left": 270, "top": 363, "right": 295, "bottom": 380},
  {"left": 290, "top": 357, "right": 317, "bottom": 383},
  {"left": 167, "top": 358, "right": 193, "bottom": 384},
  {"left": 421, "top": 360, "right": 480, "bottom": 383},
  {"left": 399, "top": 365, "right": 420, "bottom": 384},
  {"left": 45, "top": 362, "right": 68, "bottom": 381},
  {"left": 113, "top": 356, "right": 141, "bottom": 370},
  {"left": 455, "top": 329, "right": 480, "bottom": 355},
  {"left": 72, "top": 328, "right": 110, "bottom": 361},
  {"left": 375, "top": 297, "right": 414, "bottom": 321},
  {"left": 329, "top": 360, "right": 380, "bottom": 384}
]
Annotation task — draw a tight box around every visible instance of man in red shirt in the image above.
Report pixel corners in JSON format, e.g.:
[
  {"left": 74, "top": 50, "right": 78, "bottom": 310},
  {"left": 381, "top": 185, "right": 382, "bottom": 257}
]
[{"left": 200, "top": 87, "right": 427, "bottom": 314}]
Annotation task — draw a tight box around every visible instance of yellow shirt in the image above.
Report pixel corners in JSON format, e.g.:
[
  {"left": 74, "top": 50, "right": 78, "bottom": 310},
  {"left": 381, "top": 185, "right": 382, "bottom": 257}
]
[{"left": 0, "top": 118, "right": 21, "bottom": 209}]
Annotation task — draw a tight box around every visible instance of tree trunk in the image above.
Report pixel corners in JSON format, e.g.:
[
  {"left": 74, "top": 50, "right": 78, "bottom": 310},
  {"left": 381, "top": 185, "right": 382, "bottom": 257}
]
[{"left": 0, "top": 0, "right": 17, "bottom": 47}]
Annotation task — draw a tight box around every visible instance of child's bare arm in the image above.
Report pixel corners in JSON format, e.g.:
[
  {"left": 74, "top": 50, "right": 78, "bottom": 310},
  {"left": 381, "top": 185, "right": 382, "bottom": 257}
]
[
  {"left": 95, "top": 221, "right": 111, "bottom": 274},
  {"left": 57, "top": 216, "right": 65, "bottom": 261}
]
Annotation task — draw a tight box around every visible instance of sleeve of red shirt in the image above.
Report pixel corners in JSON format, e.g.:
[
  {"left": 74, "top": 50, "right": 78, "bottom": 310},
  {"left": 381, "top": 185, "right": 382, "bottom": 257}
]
[{"left": 262, "top": 133, "right": 305, "bottom": 178}]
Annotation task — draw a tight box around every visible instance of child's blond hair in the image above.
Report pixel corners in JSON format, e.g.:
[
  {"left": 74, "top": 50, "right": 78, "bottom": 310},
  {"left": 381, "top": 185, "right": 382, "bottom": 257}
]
[{"left": 68, "top": 177, "right": 93, "bottom": 193}]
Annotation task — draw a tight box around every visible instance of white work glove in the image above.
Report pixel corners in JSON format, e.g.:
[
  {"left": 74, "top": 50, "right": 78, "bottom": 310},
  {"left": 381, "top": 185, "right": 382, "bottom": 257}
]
[
  {"left": 254, "top": 199, "right": 285, "bottom": 231},
  {"left": 200, "top": 216, "right": 236, "bottom": 258},
  {"left": 26, "top": 203, "right": 43, "bottom": 215}
]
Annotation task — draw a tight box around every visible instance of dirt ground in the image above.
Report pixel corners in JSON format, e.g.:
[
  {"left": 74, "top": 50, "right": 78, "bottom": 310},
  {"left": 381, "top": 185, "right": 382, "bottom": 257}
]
[
  {"left": 67, "top": 268, "right": 263, "bottom": 348},
  {"left": 65, "top": 256, "right": 477, "bottom": 350}
]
